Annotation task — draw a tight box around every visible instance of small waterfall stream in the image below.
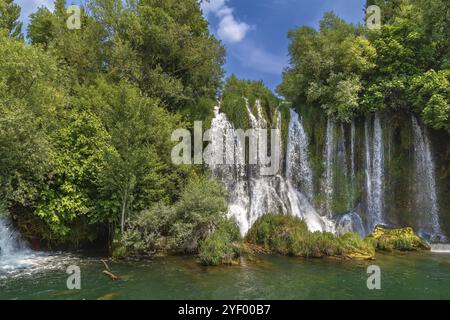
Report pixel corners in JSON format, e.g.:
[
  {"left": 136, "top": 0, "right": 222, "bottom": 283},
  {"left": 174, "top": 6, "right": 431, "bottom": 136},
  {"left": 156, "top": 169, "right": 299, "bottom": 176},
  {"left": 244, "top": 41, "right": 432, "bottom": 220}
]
[
  {"left": 285, "top": 109, "right": 314, "bottom": 201},
  {"left": 365, "top": 114, "right": 385, "bottom": 231},
  {"left": 0, "top": 218, "right": 26, "bottom": 258},
  {"left": 322, "top": 118, "right": 335, "bottom": 217},
  {"left": 411, "top": 116, "right": 445, "bottom": 242},
  {"left": 0, "top": 217, "right": 36, "bottom": 274}
]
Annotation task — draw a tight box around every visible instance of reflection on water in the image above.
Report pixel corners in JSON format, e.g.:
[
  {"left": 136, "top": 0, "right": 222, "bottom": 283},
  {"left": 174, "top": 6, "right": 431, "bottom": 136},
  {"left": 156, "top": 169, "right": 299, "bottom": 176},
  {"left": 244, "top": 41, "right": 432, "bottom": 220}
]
[{"left": 1, "top": 252, "right": 450, "bottom": 300}]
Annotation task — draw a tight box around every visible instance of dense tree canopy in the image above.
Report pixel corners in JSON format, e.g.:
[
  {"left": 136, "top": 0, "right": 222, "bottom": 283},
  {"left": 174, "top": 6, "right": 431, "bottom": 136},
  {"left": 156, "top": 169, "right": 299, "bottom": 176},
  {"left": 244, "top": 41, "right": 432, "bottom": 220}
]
[
  {"left": 0, "top": 0, "right": 22, "bottom": 39},
  {"left": 0, "top": 0, "right": 223, "bottom": 246},
  {"left": 278, "top": 0, "right": 450, "bottom": 132}
]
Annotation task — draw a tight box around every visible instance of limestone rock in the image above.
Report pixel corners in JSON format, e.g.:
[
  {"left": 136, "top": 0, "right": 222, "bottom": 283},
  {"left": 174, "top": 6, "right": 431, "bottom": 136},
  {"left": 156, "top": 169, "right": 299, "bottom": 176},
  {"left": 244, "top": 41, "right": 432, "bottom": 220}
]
[{"left": 368, "top": 225, "right": 431, "bottom": 252}]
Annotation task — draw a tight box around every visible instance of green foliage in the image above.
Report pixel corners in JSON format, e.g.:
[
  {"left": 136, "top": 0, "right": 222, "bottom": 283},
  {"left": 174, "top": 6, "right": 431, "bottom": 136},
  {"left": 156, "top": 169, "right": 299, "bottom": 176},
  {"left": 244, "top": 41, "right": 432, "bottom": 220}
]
[
  {"left": 0, "top": 33, "right": 61, "bottom": 211},
  {"left": 119, "top": 175, "right": 231, "bottom": 258},
  {"left": 280, "top": 1, "right": 450, "bottom": 133},
  {"left": 0, "top": 0, "right": 224, "bottom": 248},
  {"left": 409, "top": 70, "right": 450, "bottom": 132},
  {"left": 173, "top": 174, "right": 229, "bottom": 253},
  {"left": 86, "top": 0, "right": 225, "bottom": 109},
  {"left": 198, "top": 219, "right": 241, "bottom": 266},
  {"left": 221, "top": 75, "right": 280, "bottom": 129},
  {"left": 120, "top": 203, "right": 177, "bottom": 257},
  {"left": 28, "top": 1, "right": 107, "bottom": 83},
  {"left": 246, "top": 213, "right": 375, "bottom": 259},
  {"left": 278, "top": 13, "right": 375, "bottom": 122},
  {"left": 368, "top": 225, "right": 431, "bottom": 252},
  {"left": 0, "top": 0, "right": 23, "bottom": 39},
  {"left": 365, "top": 0, "right": 404, "bottom": 25}
]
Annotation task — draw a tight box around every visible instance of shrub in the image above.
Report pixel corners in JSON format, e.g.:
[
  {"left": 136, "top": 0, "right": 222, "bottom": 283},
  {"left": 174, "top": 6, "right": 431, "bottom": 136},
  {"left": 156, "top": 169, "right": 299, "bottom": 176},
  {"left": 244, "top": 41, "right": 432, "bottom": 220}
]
[
  {"left": 118, "top": 175, "right": 231, "bottom": 258},
  {"left": 173, "top": 174, "right": 228, "bottom": 253},
  {"left": 121, "top": 203, "right": 176, "bottom": 256},
  {"left": 198, "top": 218, "right": 242, "bottom": 266},
  {"left": 246, "top": 213, "right": 309, "bottom": 252}
]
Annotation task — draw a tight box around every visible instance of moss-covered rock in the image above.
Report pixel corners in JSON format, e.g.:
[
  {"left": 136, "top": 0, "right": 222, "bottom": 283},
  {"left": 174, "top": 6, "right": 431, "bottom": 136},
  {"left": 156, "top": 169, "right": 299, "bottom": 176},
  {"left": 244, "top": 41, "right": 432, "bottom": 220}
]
[{"left": 367, "top": 225, "right": 431, "bottom": 252}]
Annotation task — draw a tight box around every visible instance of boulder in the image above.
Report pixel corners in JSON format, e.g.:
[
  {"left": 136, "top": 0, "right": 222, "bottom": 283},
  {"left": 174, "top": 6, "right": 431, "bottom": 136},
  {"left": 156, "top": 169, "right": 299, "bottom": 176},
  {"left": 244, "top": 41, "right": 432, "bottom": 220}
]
[{"left": 367, "top": 225, "right": 431, "bottom": 252}]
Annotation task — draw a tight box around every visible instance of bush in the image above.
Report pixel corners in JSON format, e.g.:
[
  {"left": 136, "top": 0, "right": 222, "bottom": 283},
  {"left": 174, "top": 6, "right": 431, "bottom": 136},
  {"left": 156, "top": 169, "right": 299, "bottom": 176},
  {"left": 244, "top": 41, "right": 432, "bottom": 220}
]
[
  {"left": 173, "top": 174, "right": 228, "bottom": 253},
  {"left": 121, "top": 203, "right": 176, "bottom": 257},
  {"left": 118, "top": 174, "right": 231, "bottom": 258},
  {"left": 246, "top": 213, "right": 375, "bottom": 260},
  {"left": 198, "top": 218, "right": 242, "bottom": 266},
  {"left": 246, "top": 213, "right": 309, "bottom": 252}
]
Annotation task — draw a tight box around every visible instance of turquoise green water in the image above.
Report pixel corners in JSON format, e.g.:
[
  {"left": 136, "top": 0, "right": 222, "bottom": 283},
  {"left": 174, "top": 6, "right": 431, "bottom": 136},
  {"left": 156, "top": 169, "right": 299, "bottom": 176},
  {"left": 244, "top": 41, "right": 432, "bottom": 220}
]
[{"left": 1, "top": 252, "right": 450, "bottom": 300}]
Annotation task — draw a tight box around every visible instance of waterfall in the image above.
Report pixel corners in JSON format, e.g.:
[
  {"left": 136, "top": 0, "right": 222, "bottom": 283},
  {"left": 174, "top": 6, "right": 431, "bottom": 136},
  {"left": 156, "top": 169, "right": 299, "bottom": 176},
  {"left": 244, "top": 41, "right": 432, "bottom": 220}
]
[
  {"left": 0, "top": 217, "right": 32, "bottom": 274},
  {"left": 350, "top": 121, "right": 356, "bottom": 206},
  {"left": 210, "top": 103, "right": 333, "bottom": 235},
  {"left": 322, "top": 118, "right": 335, "bottom": 216},
  {"left": 209, "top": 101, "right": 447, "bottom": 240},
  {"left": 337, "top": 123, "right": 351, "bottom": 210},
  {"left": 0, "top": 217, "right": 24, "bottom": 258},
  {"left": 285, "top": 109, "right": 313, "bottom": 201},
  {"left": 430, "top": 244, "right": 450, "bottom": 253},
  {"left": 411, "top": 116, "right": 445, "bottom": 242},
  {"left": 284, "top": 109, "right": 334, "bottom": 232},
  {"left": 365, "top": 113, "right": 385, "bottom": 231},
  {"left": 336, "top": 212, "right": 366, "bottom": 237}
]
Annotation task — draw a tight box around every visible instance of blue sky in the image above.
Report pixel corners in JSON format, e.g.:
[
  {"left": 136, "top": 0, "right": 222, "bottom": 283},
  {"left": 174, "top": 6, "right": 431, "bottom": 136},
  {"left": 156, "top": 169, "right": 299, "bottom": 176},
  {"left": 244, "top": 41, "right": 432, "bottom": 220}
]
[{"left": 15, "top": 0, "right": 366, "bottom": 91}]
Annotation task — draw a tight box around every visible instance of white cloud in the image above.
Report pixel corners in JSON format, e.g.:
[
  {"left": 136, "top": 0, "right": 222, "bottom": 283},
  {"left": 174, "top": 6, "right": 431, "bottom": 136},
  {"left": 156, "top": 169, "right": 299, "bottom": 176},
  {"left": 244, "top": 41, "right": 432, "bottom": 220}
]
[
  {"left": 201, "top": 0, "right": 250, "bottom": 44},
  {"left": 217, "top": 15, "right": 250, "bottom": 43}
]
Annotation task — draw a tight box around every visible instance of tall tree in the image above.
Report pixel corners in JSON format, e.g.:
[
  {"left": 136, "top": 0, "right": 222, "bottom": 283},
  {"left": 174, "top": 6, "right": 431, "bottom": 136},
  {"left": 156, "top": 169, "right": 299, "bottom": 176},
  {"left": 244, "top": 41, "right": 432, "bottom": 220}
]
[
  {"left": 0, "top": 0, "right": 23, "bottom": 39},
  {"left": 88, "top": 0, "right": 225, "bottom": 111}
]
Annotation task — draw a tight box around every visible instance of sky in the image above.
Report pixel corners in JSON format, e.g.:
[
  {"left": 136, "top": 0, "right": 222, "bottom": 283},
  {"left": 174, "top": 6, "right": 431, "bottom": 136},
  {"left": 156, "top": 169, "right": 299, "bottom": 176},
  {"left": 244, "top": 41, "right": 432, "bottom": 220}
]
[{"left": 15, "top": 0, "right": 366, "bottom": 92}]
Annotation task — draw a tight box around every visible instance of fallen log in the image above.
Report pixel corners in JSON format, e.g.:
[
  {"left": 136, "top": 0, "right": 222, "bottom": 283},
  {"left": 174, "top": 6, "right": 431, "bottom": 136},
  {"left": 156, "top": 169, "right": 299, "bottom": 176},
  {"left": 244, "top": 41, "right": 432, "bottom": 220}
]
[
  {"left": 102, "top": 270, "right": 119, "bottom": 281},
  {"left": 101, "top": 260, "right": 119, "bottom": 280}
]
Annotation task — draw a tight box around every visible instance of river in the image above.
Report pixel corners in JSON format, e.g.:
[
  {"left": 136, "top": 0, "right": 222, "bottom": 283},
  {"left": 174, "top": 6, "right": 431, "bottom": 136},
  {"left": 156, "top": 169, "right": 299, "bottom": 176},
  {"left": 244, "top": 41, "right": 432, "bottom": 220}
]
[{"left": 1, "top": 252, "right": 450, "bottom": 299}]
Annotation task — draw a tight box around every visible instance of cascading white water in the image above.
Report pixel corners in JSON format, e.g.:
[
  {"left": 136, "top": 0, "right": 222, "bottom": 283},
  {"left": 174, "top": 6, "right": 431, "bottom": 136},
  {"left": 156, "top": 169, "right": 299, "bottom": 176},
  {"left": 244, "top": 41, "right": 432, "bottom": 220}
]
[
  {"left": 0, "top": 217, "right": 37, "bottom": 275},
  {"left": 285, "top": 109, "right": 334, "bottom": 232},
  {"left": 285, "top": 109, "right": 314, "bottom": 201},
  {"left": 411, "top": 116, "right": 445, "bottom": 242},
  {"left": 0, "top": 217, "right": 26, "bottom": 258},
  {"left": 337, "top": 123, "right": 352, "bottom": 210},
  {"left": 322, "top": 118, "right": 335, "bottom": 217},
  {"left": 430, "top": 244, "right": 450, "bottom": 253},
  {"left": 365, "top": 114, "right": 385, "bottom": 231},
  {"left": 210, "top": 103, "right": 446, "bottom": 240},
  {"left": 372, "top": 114, "right": 385, "bottom": 226},
  {"left": 336, "top": 212, "right": 366, "bottom": 237},
  {"left": 350, "top": 121, "right": 356, "bottom": 205},
  {"left": 209, "top": 103, "right": 332, "bottom": 235}
]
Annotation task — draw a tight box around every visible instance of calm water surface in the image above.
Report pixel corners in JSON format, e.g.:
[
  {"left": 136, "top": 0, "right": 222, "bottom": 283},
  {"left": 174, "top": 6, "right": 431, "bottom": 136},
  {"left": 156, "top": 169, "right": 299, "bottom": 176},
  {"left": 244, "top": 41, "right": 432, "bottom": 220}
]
[{"left": 1, "top": 252, "right": 450, "bottom": 299}]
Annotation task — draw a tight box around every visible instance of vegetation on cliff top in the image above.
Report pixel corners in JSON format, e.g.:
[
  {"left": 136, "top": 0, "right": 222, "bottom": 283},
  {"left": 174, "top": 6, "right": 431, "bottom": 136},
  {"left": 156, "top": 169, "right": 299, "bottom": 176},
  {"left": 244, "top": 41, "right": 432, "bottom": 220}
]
[
  {"left": 278, "top": 0, "right": 450, "bottom": 133},
  {"left": 220, "top": 75, "right": 281, "bottom": 130}
]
